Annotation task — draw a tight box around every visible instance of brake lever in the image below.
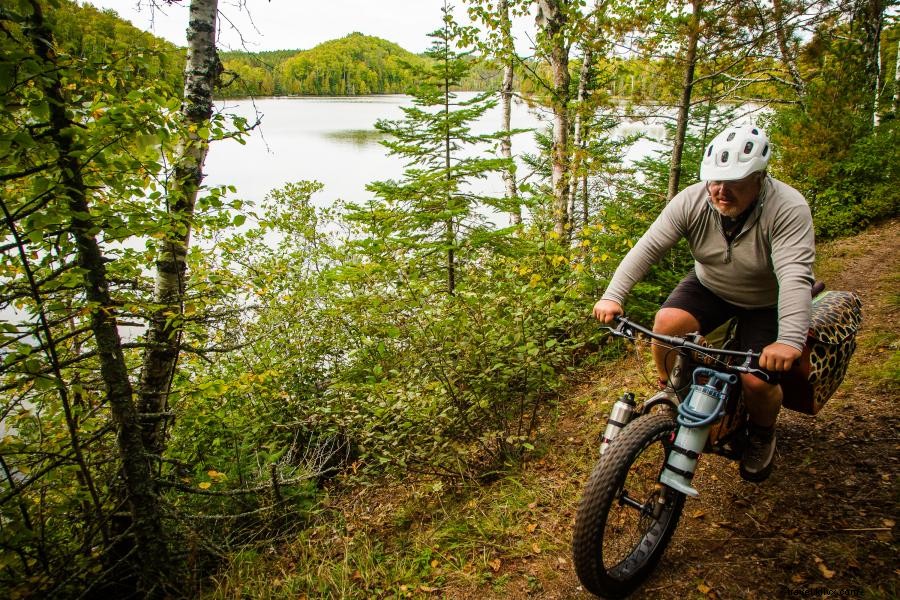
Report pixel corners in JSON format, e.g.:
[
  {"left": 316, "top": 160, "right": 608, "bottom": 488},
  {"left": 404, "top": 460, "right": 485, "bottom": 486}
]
[
  {"left": 730, "top": 364, "right": 774, "bottom": 384},
  {"left": 604, "top": 321, "right": 634, "bottom": 339},
  {"left": 748, "top": 368, "right": 774, "bottom": 384}
]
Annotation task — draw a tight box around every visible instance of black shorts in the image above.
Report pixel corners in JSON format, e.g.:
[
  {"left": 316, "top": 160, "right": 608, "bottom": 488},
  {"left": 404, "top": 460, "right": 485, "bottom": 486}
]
[{"left": 661, "top": 271, "right": 779, "bottom": 382}]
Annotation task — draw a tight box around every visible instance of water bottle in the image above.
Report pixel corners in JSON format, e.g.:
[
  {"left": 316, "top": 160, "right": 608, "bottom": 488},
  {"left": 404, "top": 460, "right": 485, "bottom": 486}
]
[
  {"left": 659, "top": 371, "right": 735, "bottom": 496},
  {"left": 599, "top": 393, "right": 636, "bottom": 455}
]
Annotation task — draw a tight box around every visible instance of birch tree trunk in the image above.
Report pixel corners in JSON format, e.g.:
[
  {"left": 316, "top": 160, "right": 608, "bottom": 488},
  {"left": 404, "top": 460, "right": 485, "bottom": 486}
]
[
  {"left": 569, "top": 45, "right": 592, "bottom": 229},
  {"left": 772, "top": 0, "right": 807, "bottom": 106},
  {"left": 536, "top": 0, "right": 571, "bottom": 238},
  {"left": 499, "top": 0, "right": 521, "bottom": 225},
  {"left": 25, "top": 0, "right": 171, "bottom": 593},
  {"left": 853, "top": 0, "right": 884, "bottom": 129},
  {"left": 894, "top": 38, "right": 900, "bottom": 117},
  {"left": 666, "top": 0, "right": 701, "bottom": 201},
  {"left": 139, "top": 0, "right": 220, "bottom": 457}
]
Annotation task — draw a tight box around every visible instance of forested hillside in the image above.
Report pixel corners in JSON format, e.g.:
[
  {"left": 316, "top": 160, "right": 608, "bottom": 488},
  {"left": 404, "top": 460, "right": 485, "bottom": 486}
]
[
  {"left": 219, "top": 33, "right": 508, "bottom": 97},
  {"left": 47, "top": 0, "right": 184, "bottom": 91},
  {"left": 1, "top": 0, "right": 897, "bottom": 598},
  {"left": 219, "top": 34, "right": 425, "bottom": 96}
]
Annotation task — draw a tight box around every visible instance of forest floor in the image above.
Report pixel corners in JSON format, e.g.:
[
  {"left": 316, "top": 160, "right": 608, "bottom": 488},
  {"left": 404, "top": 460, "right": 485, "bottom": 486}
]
[
  {"left": 431, "top": 219, "right": 900, "bottom": 600},
  {"left": 219, "top": 220, "right": 898, "bottom": 599},
  {"left": 443, "top": 218, "right": 899, "bottom": 600}
]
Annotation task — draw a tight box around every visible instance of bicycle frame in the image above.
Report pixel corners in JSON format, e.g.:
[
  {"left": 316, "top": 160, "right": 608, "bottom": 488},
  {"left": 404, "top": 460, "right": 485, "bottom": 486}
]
[{"left": 605, "top": 316, "right": 770, "bottom": 462}]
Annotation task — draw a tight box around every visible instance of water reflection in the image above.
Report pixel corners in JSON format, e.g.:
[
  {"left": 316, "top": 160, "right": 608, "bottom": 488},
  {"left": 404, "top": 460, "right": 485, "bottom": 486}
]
[
  {"left": 205, "top": 94, "right": 543, "bottom": 209},
  {"left": 204, "top": 94, "right": 669, "bottom": 216},
  {"left": 323, "top": 129, "right": 388, "bottom": 146}
]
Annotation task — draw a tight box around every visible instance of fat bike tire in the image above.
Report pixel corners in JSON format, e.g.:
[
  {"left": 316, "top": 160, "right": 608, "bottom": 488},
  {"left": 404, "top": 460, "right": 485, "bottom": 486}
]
[{"left": 572, "top": 414, "right": 686, "bottom": 598}]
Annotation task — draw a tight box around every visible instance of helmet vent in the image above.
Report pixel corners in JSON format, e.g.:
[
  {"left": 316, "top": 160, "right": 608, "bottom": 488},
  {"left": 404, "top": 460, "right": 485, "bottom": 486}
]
[
  {"left": 707, "top": 145, "right": 713, "bottom": 157},
  {"left": 744, "top": 142, "right": 754, "bottom": 154},
  {"left": 726, "top": 132, "right": 736, "bottom": 141},
  {"left": 762, "top": 143, "right": 769, "bottom": 157},
  {"left": 752, "top": 128, "right": 759, "bottom": 135},
  {"left": 720, "top": 150, "right": 729, "bottom": 163}
]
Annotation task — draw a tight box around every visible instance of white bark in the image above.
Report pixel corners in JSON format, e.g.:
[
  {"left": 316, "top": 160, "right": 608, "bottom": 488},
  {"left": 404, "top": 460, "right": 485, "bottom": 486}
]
[
  {"left": 498, "top": 0, "right": 521, "bottom": 225},
  {"left": 894, "top": 38, "right": 900, "bottom": 117},
  {"left": 773, "top": 0, "right": 807, "bottom": 105},
  {"left": 536, "top": 0, "right": 570, "bottom": 239},
  {"left": 140, "top": 0, "right": 219, "bottom": 456},
  {"left": 569, "top": 47, "right": 591, "bottom": 226},
  {"left": 853, "top": 0, "right": 885, "bottom": 129}
]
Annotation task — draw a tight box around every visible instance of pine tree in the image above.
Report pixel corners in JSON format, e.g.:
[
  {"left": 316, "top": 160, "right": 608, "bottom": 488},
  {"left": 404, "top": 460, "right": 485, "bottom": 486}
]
[{"left": 356, "top": 2, "right": 510, "bottom": 295}]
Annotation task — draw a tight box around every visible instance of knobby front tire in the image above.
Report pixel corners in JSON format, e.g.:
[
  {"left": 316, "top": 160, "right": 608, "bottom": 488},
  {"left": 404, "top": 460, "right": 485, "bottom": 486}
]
[{"left": 573, "top": 414, "right": 686, "bottom": 599}]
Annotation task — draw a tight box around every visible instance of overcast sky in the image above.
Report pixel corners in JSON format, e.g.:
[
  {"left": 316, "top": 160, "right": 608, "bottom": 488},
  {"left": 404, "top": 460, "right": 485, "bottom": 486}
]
[{"left": 86, "top": 1, "right": 536, "bottom": 54}]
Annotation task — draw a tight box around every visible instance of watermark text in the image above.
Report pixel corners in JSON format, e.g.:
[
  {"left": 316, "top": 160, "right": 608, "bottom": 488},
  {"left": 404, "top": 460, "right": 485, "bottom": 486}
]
[{"left": 788, "top": 587, "right": 862, "bottom": 598}]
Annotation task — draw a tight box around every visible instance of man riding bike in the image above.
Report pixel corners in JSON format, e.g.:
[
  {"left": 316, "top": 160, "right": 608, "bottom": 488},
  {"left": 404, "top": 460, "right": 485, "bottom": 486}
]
[{"left": 592, "top": 124, "right": 815, "bottom": 482}]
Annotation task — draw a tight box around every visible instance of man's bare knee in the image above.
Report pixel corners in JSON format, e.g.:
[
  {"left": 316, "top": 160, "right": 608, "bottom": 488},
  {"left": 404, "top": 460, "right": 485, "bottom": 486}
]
[{"left": 653, "top": 308, "right": 700, "bottom": 335}]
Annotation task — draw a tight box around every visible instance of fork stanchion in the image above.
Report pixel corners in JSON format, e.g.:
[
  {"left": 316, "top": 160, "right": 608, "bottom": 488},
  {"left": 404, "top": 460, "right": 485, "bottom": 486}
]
[{"left": 659, "top": 369, "right": 737, "bottom": 497}]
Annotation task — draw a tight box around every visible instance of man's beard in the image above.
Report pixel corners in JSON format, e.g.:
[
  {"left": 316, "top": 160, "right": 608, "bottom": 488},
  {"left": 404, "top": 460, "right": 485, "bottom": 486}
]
[{"left": 713, "top": 203, "right": 744, "bottom": 218}]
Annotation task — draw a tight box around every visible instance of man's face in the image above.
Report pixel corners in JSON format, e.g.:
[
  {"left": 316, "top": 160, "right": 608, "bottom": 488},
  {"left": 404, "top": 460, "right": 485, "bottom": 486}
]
[{"left": 706, "top": 172, "right": 763, "bottom": 218}]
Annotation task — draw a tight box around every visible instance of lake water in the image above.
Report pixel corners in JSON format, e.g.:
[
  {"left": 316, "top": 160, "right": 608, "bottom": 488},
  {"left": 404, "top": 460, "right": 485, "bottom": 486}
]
[
  {"left": 0, "top": 95, "right": 667, "bottom": 333},
  {"left": 204, "top": 93, "right": 667, "bottom": 222}
]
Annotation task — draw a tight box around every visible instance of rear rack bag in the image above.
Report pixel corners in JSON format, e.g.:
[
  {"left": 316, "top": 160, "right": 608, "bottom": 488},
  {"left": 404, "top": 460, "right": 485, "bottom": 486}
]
[{"left": 781, "top": 291, "right": 862, "bottom": 415}]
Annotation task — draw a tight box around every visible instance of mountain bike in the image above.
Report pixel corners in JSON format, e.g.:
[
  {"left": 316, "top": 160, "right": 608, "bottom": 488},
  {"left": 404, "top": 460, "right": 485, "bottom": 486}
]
[{"left": 572, "top": 315, "right": 772, "bottom": 599}]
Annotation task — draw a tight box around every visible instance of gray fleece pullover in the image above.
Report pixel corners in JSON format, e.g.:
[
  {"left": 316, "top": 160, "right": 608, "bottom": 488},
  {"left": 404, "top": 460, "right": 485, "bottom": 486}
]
[{"left": 602, "top": 176, "right": 815, "bottom": 350}]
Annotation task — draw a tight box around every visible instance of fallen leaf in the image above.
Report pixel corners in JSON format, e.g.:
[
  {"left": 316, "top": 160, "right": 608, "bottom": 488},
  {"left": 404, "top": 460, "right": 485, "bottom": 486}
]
[
  {"left": 698, "top": 581, "right": 712, "bottom": 594},
  {"left": 690, "top": 509, "right": 706, "bottom": 519},
  {"left": 883, "top": 519, "right": 895, "bottom": 527},
  {"left": 419, "top": 585, "right": 439, "bottom": 593},
  {"left": 489, "top": 559, "right": 501, "bottom": 572},
  {"left": 817, "top": 562, "right": 835, "bottom": 579},
  {"left": 528, "top": 501, "right": 538, "bottom": 509},
  {"left": 526, "top": 523, "right": 538, "bottom": 533},
  {"left": 557, "top": 557, "right": 567, "bottom": 565},
  {"left": 791, "top": 574, "right": 806, "bottom": 584},
  {"left": 531, "top": 543, "right": 542, "bottom": 554},
  {"left": 198, "top": 481, "right": 211, "bottom": 490}
]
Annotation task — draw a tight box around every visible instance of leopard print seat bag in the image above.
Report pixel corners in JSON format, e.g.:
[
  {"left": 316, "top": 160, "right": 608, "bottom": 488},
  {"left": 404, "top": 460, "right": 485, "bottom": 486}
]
[{"left": 781, "top": 291, "right": 863, "bottom": 415}]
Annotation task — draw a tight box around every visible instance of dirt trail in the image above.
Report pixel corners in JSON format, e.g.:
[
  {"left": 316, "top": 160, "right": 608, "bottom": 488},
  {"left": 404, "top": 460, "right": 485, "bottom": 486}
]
[{"left": 449, "top": 219, "right": 899, "bottom": 600}]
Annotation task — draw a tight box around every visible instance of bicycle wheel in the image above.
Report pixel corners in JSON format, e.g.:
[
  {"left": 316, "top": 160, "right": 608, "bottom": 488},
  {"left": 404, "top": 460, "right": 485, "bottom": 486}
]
[{"left": 573, "top": 413, "right": 686, "bottom": 599}]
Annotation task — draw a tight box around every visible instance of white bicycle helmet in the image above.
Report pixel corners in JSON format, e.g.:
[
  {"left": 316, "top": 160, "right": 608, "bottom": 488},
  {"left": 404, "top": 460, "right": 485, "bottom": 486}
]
[{"left": 699, "top": 124, "right": 770, "bottom": 181}]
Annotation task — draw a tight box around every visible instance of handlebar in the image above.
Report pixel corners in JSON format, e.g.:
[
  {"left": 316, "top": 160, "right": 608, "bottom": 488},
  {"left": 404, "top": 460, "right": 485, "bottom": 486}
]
[{"left": 606, "top": 315, "right": 771, "bottom": 380}]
